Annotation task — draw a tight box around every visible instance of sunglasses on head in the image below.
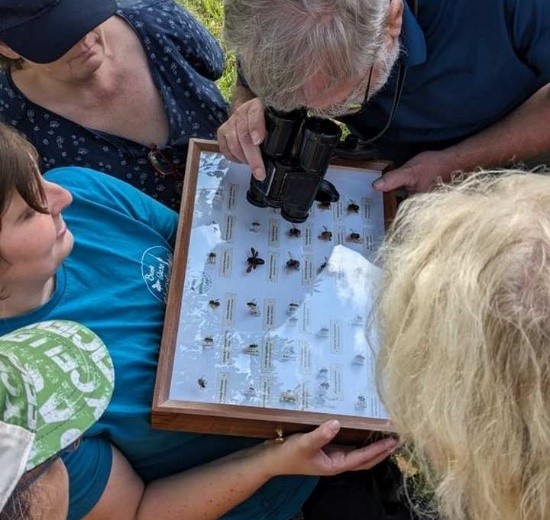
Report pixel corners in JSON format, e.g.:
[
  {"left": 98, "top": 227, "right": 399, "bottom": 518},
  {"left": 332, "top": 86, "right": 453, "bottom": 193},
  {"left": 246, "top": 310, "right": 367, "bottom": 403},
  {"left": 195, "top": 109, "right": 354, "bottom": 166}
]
[{"left": 147, "top": 144, "right": 185, "bottom": 180}]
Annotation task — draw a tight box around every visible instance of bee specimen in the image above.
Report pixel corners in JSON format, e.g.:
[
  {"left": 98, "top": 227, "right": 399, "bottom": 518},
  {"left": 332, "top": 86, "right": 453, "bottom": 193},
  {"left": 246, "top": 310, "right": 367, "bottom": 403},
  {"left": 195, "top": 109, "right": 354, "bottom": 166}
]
[
  {"left": 208, "top": 299, "right": 220, "bottom": 309},
  {"left": 347, "top": 200, "right": 360, "bottom": 214},
  {"left": 198, "top": 377, "right": 207, "bottom": 389},
  {"left": 246, "top": 247, "right": 265, "bottom": 273},
  {"left": 207, "top": 251, "right": 217, "bottom": 264},
  {"left": 288, "top": 226, "right": 301, "bottom": 238},
  {"left": 286, "top": 253, "right": 300, "bottom": 271},
  {"left": 318, "top": 226, "right": 332, "bottom": 241}
]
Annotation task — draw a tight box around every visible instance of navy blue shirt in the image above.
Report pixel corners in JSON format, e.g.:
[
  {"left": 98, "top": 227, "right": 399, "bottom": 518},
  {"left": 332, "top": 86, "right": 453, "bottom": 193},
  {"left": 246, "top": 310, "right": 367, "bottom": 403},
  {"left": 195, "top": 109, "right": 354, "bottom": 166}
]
[
  {"left": 0, "top": 0, "right": 228, "bottom": 210},
  {"left": 338, "top": 0, "right": 550, "bottom": 165}
]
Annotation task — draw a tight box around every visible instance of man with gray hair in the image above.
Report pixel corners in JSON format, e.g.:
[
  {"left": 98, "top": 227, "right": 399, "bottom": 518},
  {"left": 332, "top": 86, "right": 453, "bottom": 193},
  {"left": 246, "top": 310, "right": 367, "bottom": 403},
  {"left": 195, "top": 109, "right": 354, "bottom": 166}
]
[{"left": 218, "top": 0, "right": 550, "bottom": 193}]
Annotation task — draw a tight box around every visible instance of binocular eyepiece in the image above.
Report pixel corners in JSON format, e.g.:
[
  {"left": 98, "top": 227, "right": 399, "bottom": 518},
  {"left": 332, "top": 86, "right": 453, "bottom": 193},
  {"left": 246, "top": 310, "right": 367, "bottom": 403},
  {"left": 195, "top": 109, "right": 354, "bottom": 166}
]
[{"left": 246, "top": 107, "right": 342, "bottom": 223}]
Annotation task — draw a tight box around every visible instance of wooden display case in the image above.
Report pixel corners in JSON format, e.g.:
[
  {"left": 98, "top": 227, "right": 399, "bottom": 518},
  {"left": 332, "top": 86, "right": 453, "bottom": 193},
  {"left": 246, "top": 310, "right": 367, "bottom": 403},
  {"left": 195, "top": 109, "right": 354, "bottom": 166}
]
[{"left": 152, "top": 139, "right": 397, "bottom": 444}]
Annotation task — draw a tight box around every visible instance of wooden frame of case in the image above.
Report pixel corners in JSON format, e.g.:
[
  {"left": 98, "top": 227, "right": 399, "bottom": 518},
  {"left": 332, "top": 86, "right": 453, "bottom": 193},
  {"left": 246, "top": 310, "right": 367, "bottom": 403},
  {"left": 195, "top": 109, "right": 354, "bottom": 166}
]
[{"left": 152, "top": 139, "right": 397, "bottom": 444}]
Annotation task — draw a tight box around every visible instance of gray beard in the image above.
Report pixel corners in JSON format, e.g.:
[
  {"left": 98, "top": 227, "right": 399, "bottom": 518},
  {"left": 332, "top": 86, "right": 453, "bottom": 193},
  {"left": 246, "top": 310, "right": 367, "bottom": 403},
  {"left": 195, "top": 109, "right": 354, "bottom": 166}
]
[{"left": 367, "top": 39, "right": 401, "bottom": 101}]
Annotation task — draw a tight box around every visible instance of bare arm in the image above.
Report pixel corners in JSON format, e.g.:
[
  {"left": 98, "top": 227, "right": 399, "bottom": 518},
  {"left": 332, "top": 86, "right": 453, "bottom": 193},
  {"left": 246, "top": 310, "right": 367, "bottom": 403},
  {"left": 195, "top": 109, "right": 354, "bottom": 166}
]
[
  {"left": 373, "top": 84, "right": 550, "bottom": 193},
  {"left": 85, "top": 421, "right": 398, "bottom": 520}
]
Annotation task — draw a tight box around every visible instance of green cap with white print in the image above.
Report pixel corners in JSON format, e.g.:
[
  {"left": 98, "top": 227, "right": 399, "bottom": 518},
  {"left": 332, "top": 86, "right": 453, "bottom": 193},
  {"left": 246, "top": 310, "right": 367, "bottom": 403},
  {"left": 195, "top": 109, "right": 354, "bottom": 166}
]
[{"left": 0, "top": 320, "right": 114, "bottom": 511}]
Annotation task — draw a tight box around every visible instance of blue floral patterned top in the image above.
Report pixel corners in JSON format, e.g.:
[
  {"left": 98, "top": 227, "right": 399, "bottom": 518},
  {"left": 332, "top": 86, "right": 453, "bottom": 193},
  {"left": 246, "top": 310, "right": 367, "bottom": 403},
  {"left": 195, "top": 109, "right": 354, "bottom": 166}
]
[{"left": 0, "top": 0, "right": 228, "bottom": 210}]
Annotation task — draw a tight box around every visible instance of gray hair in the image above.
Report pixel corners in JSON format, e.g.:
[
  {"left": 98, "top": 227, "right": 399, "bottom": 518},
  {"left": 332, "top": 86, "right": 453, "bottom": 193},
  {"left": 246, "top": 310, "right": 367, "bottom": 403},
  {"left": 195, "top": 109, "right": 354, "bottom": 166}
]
[{"left": 224, "top": 0, "right": 390, "bottom": 110}]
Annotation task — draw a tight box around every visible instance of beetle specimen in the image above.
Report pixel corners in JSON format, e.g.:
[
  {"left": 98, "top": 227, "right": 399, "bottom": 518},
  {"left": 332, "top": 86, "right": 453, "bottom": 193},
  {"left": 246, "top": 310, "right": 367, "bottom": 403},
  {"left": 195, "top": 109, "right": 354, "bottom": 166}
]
[
  {"left": 286, "top": 253, "right": 300, "bottom": 271},
  {"left": 198, "top": 377, "right": 207, "bottom": 389},
  {"left": 208, "top": 299, "right": 220, "bottom": 309},
  {"left": 347, "top": 200, "right": 360, "bottom": 214},
  {"left": 246, "top": 247, "right": 265, "bottom": 273},
  {"left": 288, "top": 226, "right": 301, "bottom": 238},
  {"left": 207, "top": 251, "right": 217, "bottom": 264},
  {"left": 318, "top": 226, "right": 333, "bottom": 241},
  {"left": 347, "top": 230, "right": 362, "bottom": 243}
]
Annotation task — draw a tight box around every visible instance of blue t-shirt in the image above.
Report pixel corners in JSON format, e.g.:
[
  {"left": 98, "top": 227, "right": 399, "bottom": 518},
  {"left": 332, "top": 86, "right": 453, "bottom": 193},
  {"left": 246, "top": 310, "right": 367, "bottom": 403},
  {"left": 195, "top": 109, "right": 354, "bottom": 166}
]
[
  {"left": 0, "top": 168, "right": 316, "bottom": 519},
  {"left": 338, "top": 0, "right": 550, "bottom": 164},
  {"left": 0, "top": 0, "right": 228, "bottom": 210}
]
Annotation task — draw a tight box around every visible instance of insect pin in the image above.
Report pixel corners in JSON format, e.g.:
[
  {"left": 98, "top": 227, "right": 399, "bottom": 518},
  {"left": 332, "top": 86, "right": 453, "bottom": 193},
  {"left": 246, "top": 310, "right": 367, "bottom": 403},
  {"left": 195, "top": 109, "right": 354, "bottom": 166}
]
[
  {"left": 198, "top": 377, "right": 207, "bottom": 389},
  {"left": 208, "top": 299, "right": 220, "bottom": 309},
  {"left": 288, "top": 226, "right": 301, "bottom": 238},
  {"left": 318, "top": 226, "right": 332, "bottom": 242},
  {"left": 286, "top": 253, "right": 300, "bottom": 271},
  {"left": 347, "top": 200, "right": 360, "bottom": 214},
  {"left": 207, "top": 251, "right": 217, "bottom": 264},
  {"left": 246, "top": 247, "right": 265, "bottom": 273}
]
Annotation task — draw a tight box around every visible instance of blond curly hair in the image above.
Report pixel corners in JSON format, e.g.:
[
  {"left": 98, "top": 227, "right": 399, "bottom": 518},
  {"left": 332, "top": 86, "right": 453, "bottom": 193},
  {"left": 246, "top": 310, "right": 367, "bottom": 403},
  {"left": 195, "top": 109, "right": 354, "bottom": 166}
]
[{"left": 377, "top": 171, "right": 550, "bottom": 520}]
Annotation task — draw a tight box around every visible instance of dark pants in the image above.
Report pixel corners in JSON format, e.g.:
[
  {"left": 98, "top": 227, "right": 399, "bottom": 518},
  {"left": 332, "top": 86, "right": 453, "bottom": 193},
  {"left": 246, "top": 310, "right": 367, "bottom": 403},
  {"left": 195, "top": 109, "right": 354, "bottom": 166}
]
[{"left": 302, "top": 460, "right": 424, "bottom": 520}]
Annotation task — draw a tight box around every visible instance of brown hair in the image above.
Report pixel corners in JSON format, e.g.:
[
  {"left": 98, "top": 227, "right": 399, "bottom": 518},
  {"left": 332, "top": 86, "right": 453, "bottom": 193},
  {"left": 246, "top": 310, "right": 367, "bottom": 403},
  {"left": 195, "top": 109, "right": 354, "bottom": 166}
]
[{"left": 0, "top": 123, "right": 47, "bottom": 227}]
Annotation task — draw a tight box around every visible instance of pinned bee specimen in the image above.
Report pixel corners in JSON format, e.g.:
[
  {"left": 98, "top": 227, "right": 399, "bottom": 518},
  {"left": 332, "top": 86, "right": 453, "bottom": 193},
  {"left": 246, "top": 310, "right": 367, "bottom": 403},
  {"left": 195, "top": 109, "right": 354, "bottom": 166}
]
[
  {"left": 246, "top": 247, "right": 265, "bottom": 273},
  {"left": 355, "top": 395, "right": 367, "bottom": 409},
  {"left": 318, "top": 226, "right": 333, "bottom": 242},
  {"left": 202, "top": 336, "right": 214, "bottom": 347},
  {"left": 317, "top": 256, "right": 329, "bottom": 274},
  {"left": 281, "top": 345, "right": 296, "bottom": 360},
  {"left": 207, "top": 251, "right": 217, "bottom": 264},
  {"left": 317, "top": 200, "right": 331, "bottom": 210},
  {"left": 243, "top": 343, "right": 259, "bottom": 355},
  {"left": 280, "top": 389, "right": 297, "bottom": 403},
  {"left": 317, "top": 327, "right": 330, "bottom": 338},
  {"left": 286, "top": 253, "right": 300, "bottom": 271},
  {"left": 351, "top": 315, "right": 364, "bottom": 326},
  {"left": 287, "top": 302, "right": 300, "bottom": 316},
  {"left": 208, "top": 299, "right": 220, "bottom": 309},
  {"left": 198, "top": 377, "right": 207, "bottom": 389},
  {"left": 249, "top": 221, "right": 261, "bottom": 232},
  {"left": 346, "top": 230, "right": 363, "bottom": 243},
  {"left": 317, "top": 367, "right": 329, "bottom": 379},
  {"left": 347, "top": 200, "right": 360, "bottom": 214},
  {"left": 352, "top": 354, "right": 366, "bottom": 366},
  {"left": 288, "top": 226, "right": 301, "bottom": 238},
  {"left": 246, "top": 299, "right": 260, "bottom": 316},
  {"left": 244, "top": 385, "right": 256, "bottom": 397}
]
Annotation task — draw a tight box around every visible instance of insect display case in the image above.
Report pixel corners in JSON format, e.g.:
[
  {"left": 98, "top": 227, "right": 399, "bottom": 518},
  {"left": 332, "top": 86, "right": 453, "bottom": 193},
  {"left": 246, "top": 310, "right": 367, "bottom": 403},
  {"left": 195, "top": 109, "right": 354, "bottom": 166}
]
[{"left": 152, "top": 139, "right": 397, "bottom": 443}]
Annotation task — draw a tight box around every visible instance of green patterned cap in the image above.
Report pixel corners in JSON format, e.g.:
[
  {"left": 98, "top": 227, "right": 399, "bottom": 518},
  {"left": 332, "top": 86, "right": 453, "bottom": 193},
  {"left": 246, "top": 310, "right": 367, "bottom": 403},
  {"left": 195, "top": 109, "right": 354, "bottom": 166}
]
[{"left": 0, "top": 320, "right": 114, "bottom": 511}]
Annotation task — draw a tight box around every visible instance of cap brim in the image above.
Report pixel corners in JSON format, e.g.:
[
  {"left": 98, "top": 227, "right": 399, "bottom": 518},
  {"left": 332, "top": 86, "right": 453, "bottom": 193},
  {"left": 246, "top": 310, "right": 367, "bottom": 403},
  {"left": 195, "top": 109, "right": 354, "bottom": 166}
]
[
  {"left": 1, "top": 0, "right": 117, "bottom": 64},
  {"left": 0, "top": 321, "right": 114, "bottom": 470}
]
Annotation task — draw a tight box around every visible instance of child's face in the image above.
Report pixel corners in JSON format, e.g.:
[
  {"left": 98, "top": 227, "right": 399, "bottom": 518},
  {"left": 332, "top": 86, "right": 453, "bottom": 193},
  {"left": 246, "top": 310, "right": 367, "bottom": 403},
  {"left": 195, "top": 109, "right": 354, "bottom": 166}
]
[{"left": 0, "top": 179, "right": 73, "bottom": 296}]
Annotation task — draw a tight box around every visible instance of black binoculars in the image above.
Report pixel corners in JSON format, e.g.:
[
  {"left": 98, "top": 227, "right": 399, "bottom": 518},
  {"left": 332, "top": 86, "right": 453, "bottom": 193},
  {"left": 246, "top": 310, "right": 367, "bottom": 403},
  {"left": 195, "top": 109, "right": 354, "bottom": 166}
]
[{"left": 246, "top": 108, "right": 342, "bottom": 223}]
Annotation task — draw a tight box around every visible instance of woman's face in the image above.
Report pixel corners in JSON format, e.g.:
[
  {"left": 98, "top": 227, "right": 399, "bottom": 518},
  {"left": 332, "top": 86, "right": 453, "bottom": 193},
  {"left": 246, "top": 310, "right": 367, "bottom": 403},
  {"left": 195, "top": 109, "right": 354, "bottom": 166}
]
[
  {"left": 0, "top": 179, "right": 73, "bottom": 293},
  {"left": 0, "top": 22, "right": 109, "bottom": 81}
]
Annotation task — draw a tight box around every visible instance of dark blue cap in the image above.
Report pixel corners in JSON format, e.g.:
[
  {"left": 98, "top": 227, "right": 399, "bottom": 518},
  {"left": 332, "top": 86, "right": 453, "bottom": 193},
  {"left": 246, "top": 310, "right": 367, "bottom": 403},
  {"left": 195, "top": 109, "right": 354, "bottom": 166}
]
[{"left": 0, "top": 0, "right": 117, "bottom": 63}]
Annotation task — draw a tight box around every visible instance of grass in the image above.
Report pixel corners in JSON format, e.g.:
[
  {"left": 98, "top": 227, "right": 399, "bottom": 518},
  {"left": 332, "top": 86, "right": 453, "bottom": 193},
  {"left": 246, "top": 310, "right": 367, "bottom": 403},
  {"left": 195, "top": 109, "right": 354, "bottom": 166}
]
[{"left": 177, "top": 0, "right": 236, "bottom": 100}]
